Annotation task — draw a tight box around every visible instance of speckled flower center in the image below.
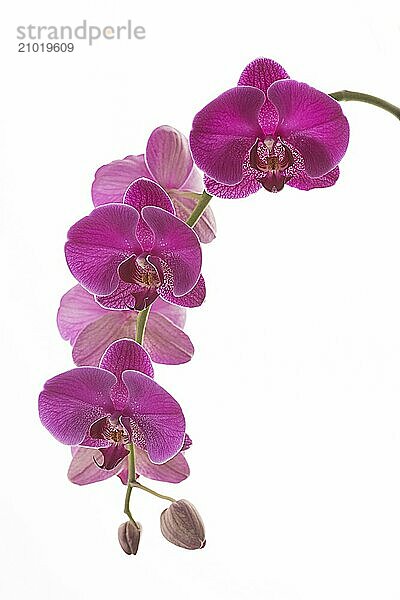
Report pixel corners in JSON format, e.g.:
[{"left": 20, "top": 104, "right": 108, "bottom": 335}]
[{"left": 248, "top": 137, "right": 295, "bottom": 193}]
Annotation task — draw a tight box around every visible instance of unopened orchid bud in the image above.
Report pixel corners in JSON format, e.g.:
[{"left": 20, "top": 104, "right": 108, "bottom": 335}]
[
  {"left": 118, "top": 521, "right": 141, "bottom": 555},
  {"left": 160, "top": 499, "right": 206, "bottom": 550}
]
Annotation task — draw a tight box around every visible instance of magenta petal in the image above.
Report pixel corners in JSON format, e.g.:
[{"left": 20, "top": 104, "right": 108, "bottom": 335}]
[
  {"left": 100, "top": 339, "right": 154, "bottom": 379},
  {"left": 146, "top": 126, "right": 194, "bottom": 190},
  {"left": 123, "top": 178, "right": 174, "bottom": 250},
  {"left": 65, "top": 204, "right": 142, "bottom": 296},
  {"left": 39, "top": 368, "right": 116, "bottom": 445},
  {"left": 204, "top": 172, "right": 261, "bottom": 199},
  {"left": 96, "top": 280, "right": 141, "bottom": 310},
  {"left": 238, "top": 58, "right": 289, "bottom": 134},
  {"left": 160, "top": 274, "right": 206, "bottom": 308},
  {"left": 68, "top": 447, "right": 124, "bottom": 485},
  {"left": 190, "top": 86, "right": 265, "bottom": 185},
  {"left": 57, "top": 285, "right": 105, "bottom": 345},
  {"left": 142, "top": 206, "right": 202, "bottom": 297},
  {"left": 288, "top": 165, "right": 340, "bottom": 191},
  {"left": 122, "top": 371, "right": 185, "bottom": 463},
  {"left": 92, "top": 154, "right": 151, "bottom": 206},
  {"left": 268, "top": 79, "right": 350, "bottom": 177},
  {"left": 135, "top": 447, "right": 190, "bottom": 483},
  {"left": 72, "top": 312, "right": 131, "bottom": 367},
  {"left": 181, "top": 434, "right": 192, "bottom": 451},
  {"left": 144, "top": 312, "right": 194, "bottom": 365}
]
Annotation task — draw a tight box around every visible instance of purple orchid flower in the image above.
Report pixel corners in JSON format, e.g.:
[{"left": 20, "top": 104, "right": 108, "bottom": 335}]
[
  {"left": 68, "top": 437, "right": 191, "bottom": 486},
  {"left": 65, "top": 178, "right": 204, "bottom": 312},
  {"left": 190, "top": 58, "right": 350, "bottom": 197},
  {"left": 39, "top": 339, "right": 186, "bottom": 470},
  {"left": 91, "top": 125, "right": 216, "bottom": 243},
  {"left": 57, "top": 284, "right": 194, "bottom": 366}
]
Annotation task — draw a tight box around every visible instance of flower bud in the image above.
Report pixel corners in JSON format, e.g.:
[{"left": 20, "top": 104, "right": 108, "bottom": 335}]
[
  {"left": 118, "top": 521, "right": 141, "bottom": 555},
  {"left": 160, "top": 499, "right": 206, "bottom": 550}
]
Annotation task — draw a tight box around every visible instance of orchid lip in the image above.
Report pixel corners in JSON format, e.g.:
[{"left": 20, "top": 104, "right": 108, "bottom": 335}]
[
  {"left": 248, "top": 137, "right": 295, "bottom": 192},
  {"left": 89, "top": 414, "right": 130, "bottom": 446}
]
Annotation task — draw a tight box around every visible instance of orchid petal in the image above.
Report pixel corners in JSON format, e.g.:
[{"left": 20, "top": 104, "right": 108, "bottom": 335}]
[
  {"left": 142, "top": 206, "right": 202, "bottom": 297},
  {"left": 57, "top": 285, "right": 105, "bottom": 345},
  {"left": 151, "top": 297, "right": 186, "bottom": 329},
  {"left": 160, "top": 274, "right": 206, "bottom": 308},
  {"left": 268, "top": 79, "right": 350, "bottom": 177},
  {"left": 100, "top": 339, "right": 154, "bottom": 379},
  {"left": 96, "top": 445, "right": 130, "bottom": 470},
  {"left": 146, "top": 126, "right": 194, "bottom": 190},
  {"left": 287, "top": 165, "right": 340, "bottom": 190},
  {"left": 91, "top": 155, "right": 151, "bottom": 206},
  {"left": 65, "top": 204, "right": 142, "bottom": 296},
  {"left": 123, "top": 178, "right": 174, "bottom": 250},
  {"left": 144, "top": 312, "right": 194, "bottom": 365},
  {"left": 122, "top": 371, "right": 185, "bottom": 463},
  {"left": 135, "top": 447, "right": 190, "bottom": 483},
  {"left": 39, "top": 368, "right": 116, "bottom": 445},
  {"left": 72, "top": 312, "right": 131, "bottom": 367},
  {"left": 190, "top": 86, "right": 264, "bottom": 185},
  {"left": 238, "top": 58, "right": 289, "bottom": 135},
  {"left": 204, "top": 172, "right": 261, "bottom": 199},
  {"left": 169, "top": 192, "right": 217, "bottom": 244},
  {"left": 68, "top": 447, "right": 124, "bottom": 485}
]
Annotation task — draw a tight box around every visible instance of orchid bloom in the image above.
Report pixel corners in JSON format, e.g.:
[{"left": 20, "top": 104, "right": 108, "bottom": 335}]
[
  {"left": 39, "top": 339, "right": 186, "bottom": 470},
  {"left": 68, "top": 436, "right": 191, "bottom": 486},
  {"left": 65, "top": 178, "right": 204, "bottom": 311},
  {"left": 58, "top": 285, "right": 194, "bottom": 366},
  {"left": 92, "top": 125, "right": 216, "bottom": 243},
  {"left": 190, "top": 58, "right": 350, "bottom": 197}
]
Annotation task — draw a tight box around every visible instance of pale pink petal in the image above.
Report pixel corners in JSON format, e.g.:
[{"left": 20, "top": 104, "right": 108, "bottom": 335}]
[
  {"left": 92, "top": 155, "right": 151, "bottom": 206},
  {"left": 169, "top": 192, "right": 217, "bottom": 244},
  {"left": 57, "top": 285, "right": 105, "bottom": 345},
  {"left": 68, "top": 446, "right": 125, "bottom": 485},
  {"left": 144, "top": 312, "right": 194, "bottom": 365},
  {"left": 146, "top": 126, "right": 194, "bottom": 190},
  {"left": 135, "top": 447, "right": 190, "bottom": 483},
  {"left": 151, "top": 297, "right": 186, "bottom": 329},
  {"left": 72, "top": 312, "right": 132, "bottom": 367}
]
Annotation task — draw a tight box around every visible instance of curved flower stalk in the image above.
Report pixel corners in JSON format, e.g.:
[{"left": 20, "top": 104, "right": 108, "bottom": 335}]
[
  {"left": 190, "top": 58, "right": 350, "bottom": 196},
  {"left": 39, "top": 55, "right": 400, "bottom": 555},
  {"left": 92, "top": 125, "right": 216, "bottom": 243},
  {"left": 57, "top": 285, "right": 194, "bottom": 366},
  {"left": 65, "top": 178, "right": 204, "bottom": 311}
]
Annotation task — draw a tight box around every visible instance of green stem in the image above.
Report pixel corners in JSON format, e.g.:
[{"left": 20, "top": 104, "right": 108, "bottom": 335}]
[
  {"left": 186, "top": 191, "right": 213, "bottom": 229},
  {"left": 330, "top": 90, "right": 400, "bottom": 121},
  {"left": 122, "top": 190, "right": 211, "bottom": 518},
  {"left": 135, "top": 305, "right": 150, "bottom": 345},
  {"left": 131, "top": 481, "right": 176, "bottom": 503},
  {"left": 124, "top": 442, "right": 138, "bottom": 526}
]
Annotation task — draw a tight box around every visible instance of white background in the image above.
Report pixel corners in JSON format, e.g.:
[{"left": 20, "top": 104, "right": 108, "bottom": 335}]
[{"left": 1, "top": 1, "right": 400, "bottom": 598}]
